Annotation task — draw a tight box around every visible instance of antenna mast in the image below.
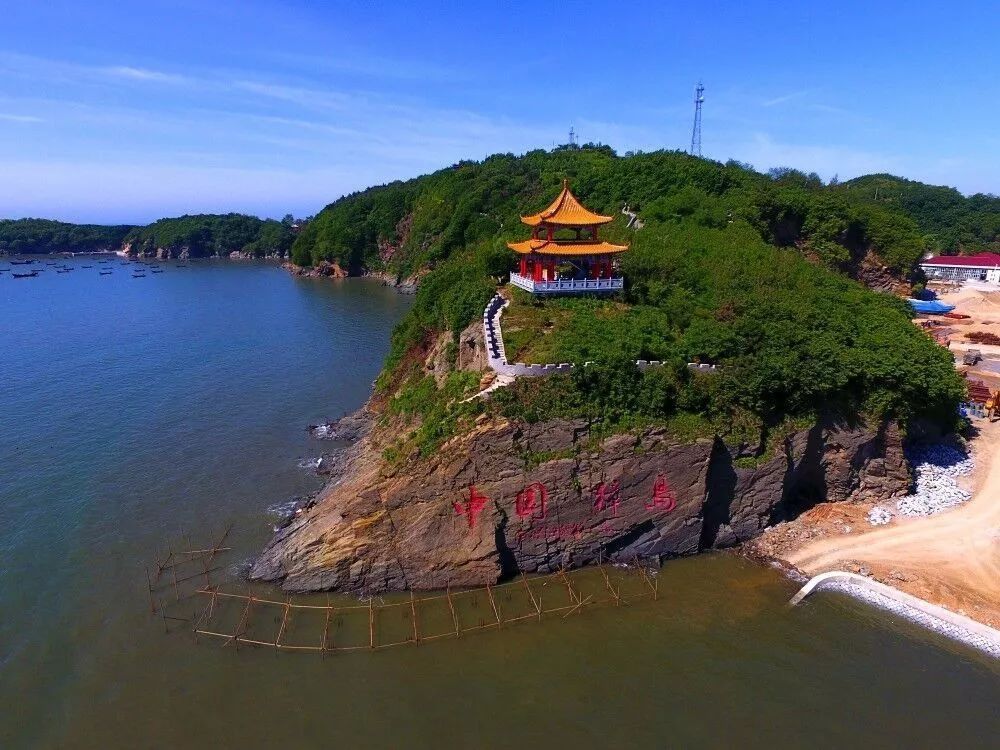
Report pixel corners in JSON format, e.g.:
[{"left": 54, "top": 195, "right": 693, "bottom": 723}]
[
  {"left": 689, "top": 82, "right": 704, "bottom": 157},
  {"left": 568, "top": 126, "right": 578, "bottom": 147}
]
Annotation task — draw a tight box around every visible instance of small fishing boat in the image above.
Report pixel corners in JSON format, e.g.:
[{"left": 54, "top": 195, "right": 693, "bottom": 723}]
[
  {"left": 12, "top": 271, "right": 38, "bottom": 278},
  {"left": 99, "top": 270, "right": 113, "bottom": 275},
  {"left": 82, "top": 265, "right": 93, "bottom": 268},
  {"left": 10, "top": 259, "right": 34, "bottom": 265},
  {"left": 56, "top": 268, "right": 72, "bottom": 273}
]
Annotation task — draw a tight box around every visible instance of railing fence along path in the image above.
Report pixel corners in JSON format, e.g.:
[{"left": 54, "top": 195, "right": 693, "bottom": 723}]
[{"left": 484, "top": 293, "right": 718, "bottom": 378}]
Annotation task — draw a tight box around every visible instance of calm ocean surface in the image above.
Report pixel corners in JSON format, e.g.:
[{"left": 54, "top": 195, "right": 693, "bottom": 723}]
[{"left": 0, "top": 258, "right": 997, "bottom": 749}]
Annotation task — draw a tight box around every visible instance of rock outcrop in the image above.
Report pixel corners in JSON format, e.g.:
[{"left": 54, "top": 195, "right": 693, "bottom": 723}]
[{"left": 251, "top": 413, "right": 909, "bottom": 594}]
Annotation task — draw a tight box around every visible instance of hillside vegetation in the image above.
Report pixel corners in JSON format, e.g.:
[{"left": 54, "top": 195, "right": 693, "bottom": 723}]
[
  {"left": 290, "top": 147, "right": 968, "bottom": 462},
  {"left": 842, "top": 174, "right": 1000, "bottom": 254},
  {"left": 0, "top": 219, "right": 132, "bottom": 254},
  {"left": 0, "top": 214, "right": 298, "bottom": 258},
  {"left": 123, "top": 214, "right": 296, "bottom": 258}
]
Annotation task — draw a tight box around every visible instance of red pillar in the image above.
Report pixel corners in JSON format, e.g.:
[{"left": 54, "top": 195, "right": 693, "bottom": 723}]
[
  {"left": 519, "top": 256, "right": 527, "bottom": 276},
  {"left": 533, "top": 257, "right": 543, "bottom": 282}
]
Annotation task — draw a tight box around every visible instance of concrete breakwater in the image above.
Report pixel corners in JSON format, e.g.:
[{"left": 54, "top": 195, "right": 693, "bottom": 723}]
[{"left": 791, "top": 571, "right": 1000, "bottom": 659}]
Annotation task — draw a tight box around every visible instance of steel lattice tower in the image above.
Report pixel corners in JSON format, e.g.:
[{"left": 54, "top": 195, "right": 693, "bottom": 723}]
[{"left": 689, "top": 83, "right": 704, "bottom": 157}]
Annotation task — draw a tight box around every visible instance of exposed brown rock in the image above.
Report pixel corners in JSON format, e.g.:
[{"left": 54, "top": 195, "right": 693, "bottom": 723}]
[
  {"left": 251, "top": 412, "right": 909, "bottom": 594},
  {"left": 283, "top": 260, "right": 348, "bottom": 278}
]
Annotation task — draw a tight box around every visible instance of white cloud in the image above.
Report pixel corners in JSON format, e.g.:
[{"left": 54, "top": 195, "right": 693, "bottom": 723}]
[
  {"left": 103, "top": 66, "right": 188, "bottom": 84},
  {"left": 761, "top": 90, "right": 809, "bottom": 107},
  {"left": 0, "top": 113, "right": 43, "bottom": 123}
]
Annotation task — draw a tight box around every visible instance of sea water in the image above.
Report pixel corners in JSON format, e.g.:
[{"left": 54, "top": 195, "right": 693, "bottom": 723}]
[{"left": 0, "top": 258, "right": 996, "bottom": 749}]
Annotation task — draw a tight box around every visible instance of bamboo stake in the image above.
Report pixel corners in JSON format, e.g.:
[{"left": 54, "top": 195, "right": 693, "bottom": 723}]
[
  {"left": 485, "top": 584, "right": 502, "bottom": 629},
  {"left": 637, "top": 563, "right": 657, "bottom": 597},
  {"left": 275, "top": 597, "right": 291, "bottom": 649},
  {"left": 559, "top": 570, "right": 580, "bottom": 605},
  {"left": 521, "top": 573, "right": 541, "bottom": 620},
  {"left": 170, "top": 562, "right": 180, "bottom": 603},
  {"left": 174, "top": 547, "right": 233, "bottom": 556},
  {"left": 562, "top": 594, "right": 594, "bottom": 618},
  {"left": 598, "top": 564, "right": 620, "bottom": 606},
  {"left": 446, "top": 586, "right": 460, "bottom": 636},
  {"left": 144, "top": 566, "right": 156, "bottom": 614},
  {"left": 229, "top": 587, "right": 254, "bottom": 650},
  {"left": 368, "top": 597, "right": 375, "bottom": 650},
  {"left": 409, "top": 591, "right": 419, "bottom": 644},
  {"left": 321, "top": 595, "right": 334, "bottom": 656}
]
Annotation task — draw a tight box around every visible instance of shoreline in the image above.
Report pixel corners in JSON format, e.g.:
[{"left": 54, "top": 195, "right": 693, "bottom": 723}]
[
  {"left": 790, "top": 571, "right": 1000, "bottom": 659},
  {"left": 750, "top": 284, "right": 1000, "bottom": 631}
]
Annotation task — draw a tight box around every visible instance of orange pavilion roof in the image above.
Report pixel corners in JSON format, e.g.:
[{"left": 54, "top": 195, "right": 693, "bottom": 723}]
[
  {"left": 521, "top": 179, "right": 615, "bottom": 227},
  {"left": 507, "top": 239, "right": 629, "bottom": 256}
]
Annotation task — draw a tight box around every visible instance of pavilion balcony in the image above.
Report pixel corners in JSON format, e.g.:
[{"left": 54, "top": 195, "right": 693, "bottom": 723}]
[{"left": 509, "top": 272, "right": 623, "bottom": 294}]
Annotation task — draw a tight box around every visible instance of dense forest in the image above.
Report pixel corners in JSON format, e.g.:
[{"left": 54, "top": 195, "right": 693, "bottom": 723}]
[
  {"left": 841, "top": 174, "right": 1000, "bottom": 254},
  {"left": 288, "top": 147, "right": 969, "bottom": 461},
  {"left": 0, "top": 219, "right": 132, "bottom": 254},
  {"left": 0, "top": 214, "right": 297, "bottom": 258},
  {"left": 293, "top": 148, "right": 1000, "bottom": 278},
  {"left": 123, "top": 214, "right": 296, "bottom": 258}
]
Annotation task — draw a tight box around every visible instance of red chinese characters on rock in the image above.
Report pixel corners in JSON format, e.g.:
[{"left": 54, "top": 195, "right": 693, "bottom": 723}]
[
  {"left": 592, "top": 480, "right": 621, "bottom": 517},
  {"left": 515, "top": 482, "right": 548, "bottom": 521},
  {"left": 644, "top": 474, "right": 677, "bottom": 512},
  {"left": 453, "top": 485, "right": 490, "bottom": 529}
]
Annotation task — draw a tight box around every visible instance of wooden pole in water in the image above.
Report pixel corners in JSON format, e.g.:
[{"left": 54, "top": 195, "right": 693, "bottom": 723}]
[
  {"left": 321, "top": 595, "right": 334, "bottom": 657},
  {"left": 486, "top": 583, "right": 502, "bottom": 629},
  {"left": 368, "top": 597, "right": 375, "bottom": 650},
  {"left": 446, "top": 586, "right": 460, "bottom": 637},
  {"left": 170, "top": 563, "right": 180, "bottom": 603},
  {"left": 409, "top": 591, "right": 420, "bottom": 644},
  {"left": 521, "top": 573, "right": 541, "bottom": 621},
  {"left": 598, "top": 563, "right": 620, "bottom": 606},
  {"left": 231, "top": 587, "right": 254, "bottom": 651},
  {"left": 275, "top": 597, "right": 291, "bottom": 650},
  {"left": 144, "top": 566, "right": 156, "bottom": 614},
  {"left": 559, "top": 569, "right": 580, "bottom": 605}
]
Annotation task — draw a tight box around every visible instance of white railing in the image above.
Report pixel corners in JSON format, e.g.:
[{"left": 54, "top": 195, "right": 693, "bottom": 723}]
[{"left": 509, "top": 272, "right": 623, "bottom": 294}]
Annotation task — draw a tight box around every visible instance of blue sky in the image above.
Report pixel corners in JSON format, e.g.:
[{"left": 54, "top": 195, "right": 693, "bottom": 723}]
[{"left": 1, "top": 0, "right": 997, "bottom": 224}]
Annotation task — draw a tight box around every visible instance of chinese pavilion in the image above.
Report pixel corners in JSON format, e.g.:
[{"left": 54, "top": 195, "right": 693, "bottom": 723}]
[{"left": 507, "top": 180, "right": 628, "bottom": 294}]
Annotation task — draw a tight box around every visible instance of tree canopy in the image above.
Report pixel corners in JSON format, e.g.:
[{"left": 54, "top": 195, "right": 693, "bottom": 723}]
[
  {"left": 336, "top": 148, "right": 968, "bottom": 459},
  {"left": 123, "top": 214, "right": 295, "bottom": 257},
  {"left": 0, "top": 219, "right": 132, "bottom": 254}
]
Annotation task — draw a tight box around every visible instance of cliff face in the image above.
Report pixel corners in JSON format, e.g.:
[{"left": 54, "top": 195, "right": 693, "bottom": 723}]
[{"left": 250, "top": 414, "right": 909, "bottom": 594}]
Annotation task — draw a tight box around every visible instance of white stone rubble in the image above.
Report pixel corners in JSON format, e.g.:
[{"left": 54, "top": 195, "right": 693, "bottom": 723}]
[
  {"left": 867, "top": 507, "right": 893, "bottom": 526},
  {"left": 867, "top": 443, "right": 974, "bottom": 525}
]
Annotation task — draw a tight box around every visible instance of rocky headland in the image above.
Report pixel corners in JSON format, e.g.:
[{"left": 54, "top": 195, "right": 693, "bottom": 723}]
[{"left": 251, "top": 405, "right": 909, "bottom": 593}]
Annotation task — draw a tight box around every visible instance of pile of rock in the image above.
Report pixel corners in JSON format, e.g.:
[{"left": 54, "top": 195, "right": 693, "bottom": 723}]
[
  {"left": 867, "top": 507, "right": 893, "bottom": 526},
  {"left": 866, "top": 443, "right": 974, "bottom": 524}
]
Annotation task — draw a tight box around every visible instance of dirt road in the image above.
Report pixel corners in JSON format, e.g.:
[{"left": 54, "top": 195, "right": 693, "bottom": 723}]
[{"left": 785, "top": 421, "right": 1000, "bottom": 627}]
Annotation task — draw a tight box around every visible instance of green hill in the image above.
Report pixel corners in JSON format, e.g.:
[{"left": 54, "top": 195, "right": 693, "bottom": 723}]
[
  {"left": 840, "top": 174, "right": 1000, "bottom": 254},
  {"left": 291, "top": 147, "right": 967, "bottom": 462},
  {"left": 0, "top": 218, "right": 133, "bottom": 255},
  {"left": 123, "top": 213, "right": 295, "bottom": 258}
]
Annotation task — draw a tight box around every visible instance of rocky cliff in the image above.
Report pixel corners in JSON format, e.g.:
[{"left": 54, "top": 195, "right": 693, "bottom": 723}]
[{"left": 251, "top": 412, "right": 909, "bottom": 594}]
